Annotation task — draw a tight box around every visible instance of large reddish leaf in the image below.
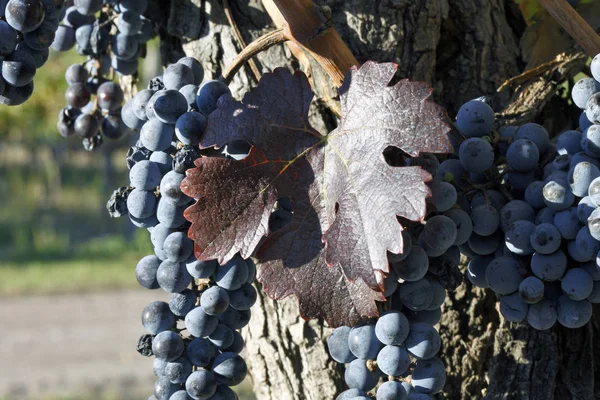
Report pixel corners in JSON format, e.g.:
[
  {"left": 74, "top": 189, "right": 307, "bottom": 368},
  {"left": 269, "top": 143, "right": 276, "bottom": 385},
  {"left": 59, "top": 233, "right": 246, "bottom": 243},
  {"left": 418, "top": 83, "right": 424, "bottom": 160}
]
[{"left": 182, "top": 62, "right": 452, "bottom": 326}]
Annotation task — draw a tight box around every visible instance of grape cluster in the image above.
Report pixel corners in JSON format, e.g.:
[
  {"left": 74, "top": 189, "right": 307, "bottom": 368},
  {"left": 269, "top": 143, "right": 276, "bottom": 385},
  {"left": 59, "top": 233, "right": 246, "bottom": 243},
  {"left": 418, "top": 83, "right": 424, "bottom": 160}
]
[
  {"left": 447, "top": 57, "right": 600, "bottom": 331},
  {"left": 0, "top": 0, "right": 66, "bottom": 106},
  {"left": 108, "top": 57, "right": 258, "bottom": 399},
  {"left": 51, "top": 0, "right": 155, "bottom": 75}
]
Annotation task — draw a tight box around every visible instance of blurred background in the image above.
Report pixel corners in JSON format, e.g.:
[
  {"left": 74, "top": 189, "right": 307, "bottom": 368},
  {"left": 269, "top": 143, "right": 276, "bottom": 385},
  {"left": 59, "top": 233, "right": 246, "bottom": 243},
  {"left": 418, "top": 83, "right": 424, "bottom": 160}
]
[{"left": 0, "top": 41, "right": 253, "bottom": 400}]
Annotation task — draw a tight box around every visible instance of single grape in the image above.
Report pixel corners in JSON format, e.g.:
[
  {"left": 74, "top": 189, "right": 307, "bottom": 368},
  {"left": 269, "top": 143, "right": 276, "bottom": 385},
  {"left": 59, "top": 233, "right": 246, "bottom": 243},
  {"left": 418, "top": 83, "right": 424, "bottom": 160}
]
[
  {"left": 443, "top": 208, "right": 473, "bottom": 245},
  {"left": 455, "top": 99, "right": 495, "bottom": 137},
  {"left": 214, "top": 255, "right": 249, "bottom": 291},
  {"left": 152, "top": 330, "right": 184, "bottom": 362},
  {"left": 556, "top": 295, "right": 592, "bottom": 328},
  {"left": 185, "top": 306, "right": 219, "bottom": 338},
  {"left": 499, "top": 200, "right": 535, "bottom": 232},
  {"left": 404, "top": 322, "right": 440, "bottom": 360},
  {"left": 212, "top": 352, "right": 247, "bottom": 386},
  {"left": 344, "top": 359, "right": 378, "bottom": 391},
  {"left": 374, "top": 310, "right": 410, "bottom": 346},
  {"left": 185, "top": 370, "right": 217, "bottom": 400},
  {"left": 399, "top": 278, "right": 433, "bottom": 311},
  {"left": 376, "top": 345, "right": 410, "bottom": 376},
  {"left": 467, "top": 255, "right": 492, "bottom": 288},
  {"left": 575, "top": 226, "right": 600, "bottom": 260},
  {"left": 348, "top": 324, "right": 382, "bottom": 360},
  {"left": 391, "top": 245, "right": 429, "bottom": 282},
  {"left": 141, "top": 301, "right": 174, "bottom": 334},
  {"left": 208, "top": 324, "right": 234, "bottom": 350},
  {"left": 561, "top": 268, "right": 594, "bottom": 300},
  {"left": 411, "top": 357, "right": 446, "bottom": 394},
  {"left": 529, "top": 223, "right": 561, "bottom": 254},
  {"left": 527, "top": 298, "right": 557, "bottom": 330},
  {"left": 327, "top": 326, "right": 356, "bottom": 363},
  {"left": 426, "top": 180, "right": 456, "bottom": 212},
  {"left": 458, "top": 137, "right": 494, "bottom": 174},
  {"left": 586, "top": 92, "right": 600, "bottom": 124},
  {"left": 543, "top": 179, "right": 574, "bottom": 211},
  {"left": 376, "top": 381, "right": 408, "bottom": 400},
  {"left": 470, "top": 204, "right": 500, "bottom": 236},
  {"left": 200, "top": 286, "right": 230, "bottom": 315},
  {"left": 505, "top": 220, "right": 535, "bottom": 255},
  {"left": 499, "top": 292, "right": 529, "bottom": 322},
  {"left": 524, "top": 181, "right": 546, "bottom": 210},
  {"left": 531, "top": 250, "right": 567, "bottom": 281},
  {"left": 169, "top": 289, "right": 197, "bottom": 317},
  {"left": 506, "top": 139, "right": 539, "bottom": 172},
  {"left": 186, "top": 338, "right": 216, "bottom": 367},
  {"left": 515, "top": 123, "right": 550, "bottom": 154},
  {"left": 485, "top": 256, "right": 522, "bottom": 295},
  {"left": 418, "top": 215, "right": 457, "bottom": 257},
  {"left": 156, "top": 260, "right": 192, "bottom": 293},
  {"left": 135, "top": 255, "right": 161, "bottom": 290},
  {"left": 519, "top": 276, "right": 544, "bottom": 304},
  {"left": 556, "top": 130, "right": 583, "bottom": 156}
]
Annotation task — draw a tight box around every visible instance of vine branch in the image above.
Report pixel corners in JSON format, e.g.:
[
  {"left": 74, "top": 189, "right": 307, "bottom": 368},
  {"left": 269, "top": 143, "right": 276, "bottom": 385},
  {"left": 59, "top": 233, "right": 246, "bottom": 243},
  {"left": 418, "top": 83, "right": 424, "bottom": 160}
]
[
  {"left": 222, "top": 0, "right": 262, "bottom": 82},
  {"left": 539, "top": 0, "right": 600, "bottom": 57},
  {"left": 221, "top": 28, "right": 288, "bottom": 84}
]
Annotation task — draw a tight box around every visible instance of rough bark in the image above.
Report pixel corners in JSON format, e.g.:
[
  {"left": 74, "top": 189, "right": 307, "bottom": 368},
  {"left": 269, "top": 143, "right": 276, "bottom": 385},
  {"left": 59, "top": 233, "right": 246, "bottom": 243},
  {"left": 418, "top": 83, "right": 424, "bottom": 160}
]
[{"left": 163, "top": 0, "right": 599, "bottom": 399}]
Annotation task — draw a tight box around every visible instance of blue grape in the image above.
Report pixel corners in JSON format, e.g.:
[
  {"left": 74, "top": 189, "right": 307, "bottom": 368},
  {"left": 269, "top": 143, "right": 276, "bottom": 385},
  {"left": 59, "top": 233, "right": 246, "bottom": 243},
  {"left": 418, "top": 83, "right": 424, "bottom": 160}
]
[
  {"left": 575, "top": 226, "right": 600, "bottom": 260},
  {"left": 515, "top": 123, "right": 550, "bottom": 154},
  {"left": 405, "top": 308, "right": 442, "bottom": 326},
  {"left": 577, "top": 196, "right": 596, "bottom": 223},
  {"left": 164, "top": 63, "right": 195, "bottom": 91},
  {"left": 581, "top": 125, "right": 600, "bottom": 158},
  {"left": 391, "top": 245, "right": 428, "bottom": 281},
  {"left": 156, "top": 199, "right": 187, "bottom": 228},
  {"left": 571, "top": 77, "right": 600, "bottom": 109},
  {"left": 543, "top": 179, "right": 574, "bottom": 211},
  {"left": 2, "top": 46, "right": 36, "bottom": 87},
  {"left": 551, "top": 153, "right": 570, "bottom": 172},
  {"left": 582, "top": 260, "right": 600, "bottom": 281},
  {"left": 499, "top": 292, "right": 528, "bottom": 322},
  {"left": 527, "top": 298, "right": 557, "bottom": 330},
  {"left": 344, "top": 359, "right": 378, "bottom": 391},
  {"left": 556, "top": 130, "right": 583, "bottom": 155},
  {"left": 154, "top": 89, "right": 188, "bottom": 124},
  {"left": 586, "top": 92, "right": 600, "bottom": 124},
  {"left": 149, "top": 151, "right": 173, "bottom": 175},
  {"left": 327, "top": 326, "right": 356, "bottom": 363},
  {"left": 228, "top": 283, "right": 257, "bottom": 310},
  {"left": 588, "top": 207, "right": 600, "bottom": 241},
  {"left": 178, "top": 57, "right": 204, "bottom": 86},
  {"left": 200, "top": 286, "right": 230, "bottom": 315},
  {"left": 467, "top": 255, "right": 492, "bottom": 288},
  {"left": 561, "top": 268, "right": 593, "bottom": 300},
  {"left": 531, "top": 250, "right": 567, "bottom": 281},
  {"left": 529, "top": 223, "right": 561, "bottom": 254},
  {"left": 418, "top": 215, "right": 457, "bottom": 257},
  {"left": 185, "top": 306, "right": 219, "bottom": 338},
  {"left": 127, "top": 189, "right": 157, "bottom": 219},
  {"left": 169, "top": 289, "right": 197, "bottom": 317},
  {"left": 142, "top": 301, "right": 174, "bottom": 334},
  {"left": 399, "top": 278, "right": 434, "bottom": 311},
  {"left": 506, "top": 139, "right": 539, "bottom": 172},
  {"left": 73, "top": 0, "right": 102, "bottom": 15},
  {"left": 411, "top": 357, "right": 446, "bottom": 394},
  {"left": 556, "top": 295, "right": 592, "bottom": 328},
  {"left": 348, "top": 324, "right": 382, "bottom": 359},
  {"left": 130, "top": 160, "right": 161, "bottom": 190},
  {"left": 467, "top": 229, "right": 503, "bottom": 256},
  {"left": 141, "top": 119, "right": 174, "bottom": 152},
  {"left": 506, "top": 170, "right": 535, "bottom": 192},
  {"left": 374, "top": 310, "right": 410, "bottom": 346},
  {"left": 336, "top": 389, "right": 367, "bottom": 400},
  {"left": 436, "top": 158, "right": 466, "bottom": 185},
  {"left": 121, "top": 99, "right": 145, "bottom": 130},
  {"left": 518, "top": 276, "right": 544, "bottom": 304},
  {"left": 568, "top": 161, "right": 600, "bottom": 197},
  {"left": 387, "top": 230, "right": 413, "bottom": 263},
  {"left": 554, "top": 207, "right": 581, "bottom": 239},
  {"left": 160, "top": 171, "right": 190, "bottom": 206},
  {"left": 186, "top": 338, "right": 216, "bottom": 367},
  {"left": 185, "top": 370, "right": 217, "bottom": 400},
  {"left": 175, "top": 111, "right": 207, "bottom": 145},
  {"left": 154, "top": 357, "right": 168, "bottom": 377},
  {"left": 470, "top": 204, "right": 499, "bottom": 236},
  {"left": 455, "top": 100, "right": 494, "bottom": 137},
  {"left": 424, "top": 275, "right": 446, "bottom": 310},
  {"left": 588, "top": 281, "right": 600, "bottom": 303},
  {"left": 376, "top": 381, "right": 408, "bottom": 400},
  {"left": 132, "top": 89, "right": 155, "bottom": 121},
  {"left": 535, "top": 207, "right": 556, "bottom": 225},
  {"left": 505, "top": 220, "right": 535, "bottom": 255},
  {"left": 470, "top": 190, "right": 506, "bottom": 212},
  {"left": 485, "top": 256, "right": 522, "bottom": 294},
  {"left": 157, "top": 260, "right": 192, "bottom": 293},
  {"left": 426, "top": 180, "right": 456, "bottom": 212},
  {"left": 443, "top": 208, "right": 472, "bottom": 245},
  {"left": 196, "top": 80, "right": 231, "bottom": 116},
  {"left": 136, "top": 255, "right": 161, "bottom": 289},
  {"left": 212, "top": 352, "right": 247, "bottom": 386},
  {"left": 215, "top": 255, "right": 249, "bottom": 291},
  {"left": 153, "top": 377, "right": 179, "bottom": 400},
  {"left": 186, "top": 257, "right": 218, "bottom": 279},
  {"left": 458, "top": 137, "right": 494, "bottom": 174},
  {"left": 498, "top": 125, "right": 517, "bottom": 156},
  {"left": 568, "top": 239, "right": 594, "bottom": 262},
  {"left": 5, "top": 0, "right": 45, "bottom": 32},
  {"left": 115, "top": 10, "right": 141, "bottom": 35},
  {"left": 208, "top": 324, "right": 234, "bottom": 350},
  {"left": 152, "top": 330, "right": 184, "bottom": 362},
  {"left": 0, "top": 20, "right": 18, "bottom": 56},
  {"left": 499, "top": 200, "right": 535, "bottom": 232},
  {"left": 163, "top": 232, "right": 194, "bottom": 263},
  {"left": 524, "top": 181, "right": 546, "bottom": 210},
  {"left": 376, "top": 345, "right": 410, "bottom": 376},
  {"left": 218, "top": 307, "right": 251, "bottom": 330},
  {"left": 168, "top": 390, "right": 192, "bottom": 400},
  {"left": 404, "top": 322, "right": 440, "bottom": 360}
]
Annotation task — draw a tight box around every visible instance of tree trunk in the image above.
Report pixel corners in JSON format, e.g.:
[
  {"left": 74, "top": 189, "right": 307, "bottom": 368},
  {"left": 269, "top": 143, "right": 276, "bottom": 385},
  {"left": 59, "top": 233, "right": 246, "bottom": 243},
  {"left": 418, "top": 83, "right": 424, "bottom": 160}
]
[{"left": 163, "top": 0, "right": 600, "bottom": 398}]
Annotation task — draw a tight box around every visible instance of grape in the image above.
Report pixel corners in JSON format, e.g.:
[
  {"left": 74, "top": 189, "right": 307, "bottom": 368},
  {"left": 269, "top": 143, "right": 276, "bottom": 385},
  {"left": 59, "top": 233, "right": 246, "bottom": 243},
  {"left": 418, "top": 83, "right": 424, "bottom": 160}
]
[
  {"left": 215, "top": 255, "right": 249, "bottom": 291},
  {"left": 160, "top": 171, "right": 190, "bottom": 206},
  {"left": 186, "top": 338, "right": 216, "bottom": 367},
  {"left": 588, "top": 281, "right": 600, "bottom": 303},
  {"left": 467, "top": 255, "right": 492, "bottom": 288},
  {"left": 163, "top": 63, "right": 195, "bottom": 91},
  {"left": 561, "top": 268, "right": 593, "bottom": 300},
  {"left": 212, "top": 352, "right": 247, "bottom": 386},
  {"left": 153, "top": 377, "right": 179, "bottom": 400},
  {"left": 455, "top": 99, "right": 494, "bottom": 137},
  {"left": 588, "top": 207, "right": 600, "bottom": 241},
  {"left": 529, "top": 223, "right": 561, "bottom": 254},
  {"left": 185, "top": 306, "right": 219, "bottom": 338},
  {"left": 149, "top": 151, "right": 173, "bottom": 175},
  {"left": 582, "top": 260, "right": 600, "bottom": 281},
  {"left": 116, "top": 10, "right": 141, "bottom": 35},
  {"left": 399, "top": 278, "right": 433, "bottom": 311},
  {"left": 527, "top": 298, "right": 557, "bottom": 330},
  {"left": 169, "top": 391, "right": 192, "bottom": 400},
  {"left": 179, "top": 84, "right": 199, "bottom": 111},
  {"left": 426, "top": 180, "right": 456, "bottom": 212},
  {"left": 169, "top": 289, "right": 197, "bottom": 317},
  {"left": 56, "top": 106, "right": 81, "bottom": 137},
  {"left": 374, "top": 310, "right": 410, "bottom": 345},
  {"left": 127, "top": 188, "right": 157, "bottom": 219},
  {"left": 436, "top": 158, "right": 466, "bottom": 185},
  {"left": 141, "top": 119, "right": 175, "bottom": 152},
  {"left": 568, "top": 161, "right": 600, "bottom": 197},
  {"left": 470, "top": 190, "right": 506, "bottom": 212},
  {"left": 458, "top": 137, "right": 494, "bottom": 174},
  {"left": 196, "top": 80, "right": 231, "bottom": 116},
  {"left": 175, "top": 111, "right": 207, "bottom": 145},
  {"left": 163, "top": 231, "right": 194, "bottom": 262},
  {"left": 154, "top": 358, "right": 168, "bottom": 377},
  {"left": 499, "top": 200, "right": 535, "bottom": 232},
  {"left": 376, "top": 381, "right": 408, "bottom": 400},
  {"left": 141, "top": 301, "right": 175, "bottom": 334},
  {"left": 2, "top": 47, "right": 36, "bottom": 87},
  {"left": 505, "top": 220, "right": 535, "bottom": 255},
  {"left": 498, "top": 125, "right": 517, "bottom": 156},
  {"left": 130, "top": 160, "right": 161, "bottom": 190},
  {"left": 327, "top": 326, "right": 356, "bottom": 363},
  {"left": 556, "top": 295, "right": 592, "bottom": 328},
  {"left": 200, "top": 286, "right": 230, "bottom": 315},
  {"left": 208, "top": 324, "right": 234, "bottom": 350},
  {"left": 152, "top": 330, "right": 184, "bottom": 362},
  {"left": 344, "top": 359, "right": 378, "bottom": 391},
  {"left": 177, "top": 57, "right": 204, "bottom": 85},
  {"left": 348, "top": 324, "right": 382, "bottom": 359},
  {"left": 499, "top": 292, "right": 528, "bottom": 322},
  {"left": 97, "top": 81, "right": 124, "bottom": 111},
  {"left": 575, "top": 226, "right": 600, "bottom": 260},
  {"left": 577, "top": 196, "right": 596, "bottom": 224},
  {"left": 567, "top": 239, "right": 593, "bottom": 262},
  {"left": 154, "top": 89, "right": 188, "bottom": 124},
  {"left": 0, "top": 78, "right": 34, "bottom": 105},
  {"left": 74, "top": 0, "right": 102, "bottom": 15},
  {"left": 506, "top": 170, "right": 535, "bottom": 192},
  {"left": 531, "top": 250, "right": 567, "bottom": 281},
  {"left": 554, "top": 207, "right": 581, "bottom": 239},
  {"left": 535, "top": 207, "right": 556, "bottom": 225},
  {"left": 506, "top": 139, "right": 539, "bottom": 172},
  {"left": 228, "top": 283, "right": 257, "bottom": 310},
  {"left": 157, "top": 199, "right": 187, "bottom": 228},
  {"left": 518, "top": 276, "right": 544, "bottom": 304},
  {"left": 522, "top": 181, "right": 545, "bottom": 210},
  {"left": 377, "top": 345, "right": 410, "bottom": 376},
  {"left": 443, "top": 208, "right": 472, "bottom": 245},
  {"left": 418, "top": 215, "right": 457, "bottom": 257},
  {"left": 581, "top": 125, "right": 600, "bottom": 158},
  {"left": 411, "top": 357, "right": 446, "bottom": 394},
  {"left": 5, "top": 0, "right": 45, "bottom": 32},
  {"left": 470, "top": 204, "right": 500, "bottom": 236},
  {"left": 485, "top": 256, "right": 522, "bottom": 294},
  {"left": 223, "top": 330, "right": 244, "bottom": 354},
  {"left": 136, "top": 255, "right": 161, "bottom": 290},
  {"left": 515, "top": 123, "right": 550, "bottom": 154},
  {"left": 572, "top": 77, "right": 600, "bottom": 109},
  {"left": 556, "top": 130, "right": 583, "bottom": 155},
  {"left": 543, "top": 179, "right": 574, "bottom": 211},
  {"left": 185, "top": 370, "right": 217, "bottom": 400},
  {"left": 551, "top": 153, "right": 570, "bottom": 172},
  {"left": 391, "top": 245, "right": 428, "bottom": 281},
  {"left": 336, "top": 389, "right": 368, "bottom": 400},
  {"left": 586, "top": 92, "right": 600, "bottom": 124},
  {"left": 186, "top": 258, "right": 218, "bottom": 279},
  {"left": 157, "top": 260, "right": 192, "bottom": 293},
  {"left": 218, "top": 307, "right": 251, "bottom": 330},
  {"left": 467, "top": 230, "right": 503, "bottom": 256},
  {"left": 122, "top": 100, "right": 145, "bottom": 130},
  {"left": 404, "top": 322, "right": 440, "bottom": 360},
  {"left": 424, "top": 276, "right": 446, "bottom": 310}
]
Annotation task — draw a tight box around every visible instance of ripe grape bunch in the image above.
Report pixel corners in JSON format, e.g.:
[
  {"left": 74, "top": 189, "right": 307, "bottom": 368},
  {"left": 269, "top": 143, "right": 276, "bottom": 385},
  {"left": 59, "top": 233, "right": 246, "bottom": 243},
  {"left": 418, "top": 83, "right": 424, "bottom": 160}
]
[
  {"left": 444, "top": 53, "right": 600, "bottom": 330},
  {"left": 108, "top": 56, "right": 259, "bottom": 400},
  {"left": 0, "top": 0, "right": 67, "bottom": 106},
  {"left": 54, "top": 0, "right": 157, "bottom": 150}
]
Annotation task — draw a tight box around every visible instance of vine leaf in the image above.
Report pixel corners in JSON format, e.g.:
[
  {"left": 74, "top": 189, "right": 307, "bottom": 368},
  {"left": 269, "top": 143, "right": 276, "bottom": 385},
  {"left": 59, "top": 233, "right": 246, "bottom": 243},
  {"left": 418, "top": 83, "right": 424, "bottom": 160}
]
[{"left": 182, "top": 62, "right": 452, "bottom": 327}]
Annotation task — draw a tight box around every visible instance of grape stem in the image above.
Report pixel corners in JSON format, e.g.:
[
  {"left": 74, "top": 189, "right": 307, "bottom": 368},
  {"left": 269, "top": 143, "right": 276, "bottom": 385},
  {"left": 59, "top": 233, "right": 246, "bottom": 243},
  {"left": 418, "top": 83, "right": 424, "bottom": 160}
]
[
  {"left": 538, "top": 0, "right": 600, "bottom": 57},
  {"left": 221, "top": 28, "right": 288, "bottom": 84},
  {"left": 222, "top": 0, "right": 262, "bottom": 82}
]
